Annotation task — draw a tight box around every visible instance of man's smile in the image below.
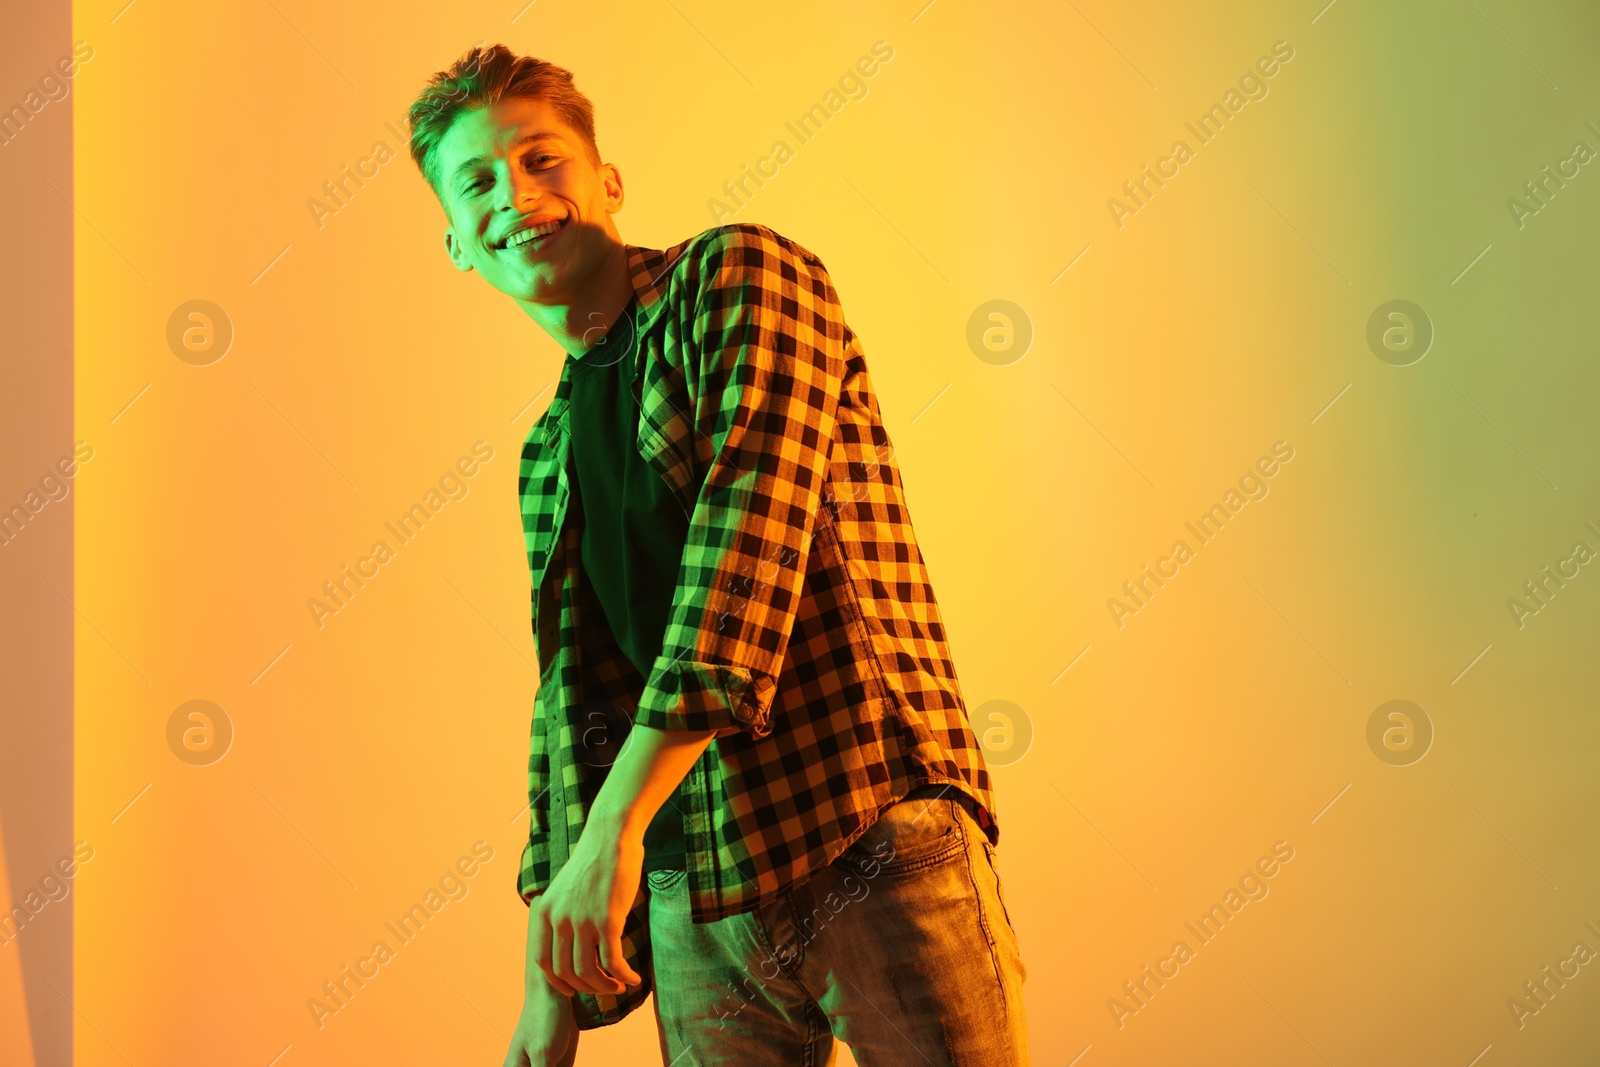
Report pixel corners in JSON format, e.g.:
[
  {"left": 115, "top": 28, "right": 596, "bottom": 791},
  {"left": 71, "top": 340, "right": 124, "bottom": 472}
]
[{"left": 498, "top": 215, "right": 569, "bottom": 253}]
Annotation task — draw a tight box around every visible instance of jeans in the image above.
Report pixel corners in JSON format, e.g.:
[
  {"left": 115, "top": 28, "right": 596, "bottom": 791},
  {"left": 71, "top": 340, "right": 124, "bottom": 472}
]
[{"left": 645, "top": 784, "right": 1030, "bottom": 1066}]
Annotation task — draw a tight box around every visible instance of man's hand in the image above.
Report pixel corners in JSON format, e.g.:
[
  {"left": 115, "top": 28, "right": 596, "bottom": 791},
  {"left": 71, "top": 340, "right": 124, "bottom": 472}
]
[
  {"left": 502, "top": 977, "right": 578, "bottom": 1067},
  {"left": 525, "top": 723, "right": 719, "bottom": 998},
  {"left": 530, "top": 816, "right": 646, "bottom": 997}
]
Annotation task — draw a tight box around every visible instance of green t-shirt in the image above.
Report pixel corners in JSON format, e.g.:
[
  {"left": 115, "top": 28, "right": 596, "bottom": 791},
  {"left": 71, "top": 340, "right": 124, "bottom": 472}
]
[{"left": 567, "top": 296, "right": 690, "bottom": 872}]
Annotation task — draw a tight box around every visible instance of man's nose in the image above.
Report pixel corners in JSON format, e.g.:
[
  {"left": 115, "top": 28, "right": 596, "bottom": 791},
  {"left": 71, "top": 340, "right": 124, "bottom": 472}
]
[{"left": 503, "top": 165, "right": 542, "bottom": 210}]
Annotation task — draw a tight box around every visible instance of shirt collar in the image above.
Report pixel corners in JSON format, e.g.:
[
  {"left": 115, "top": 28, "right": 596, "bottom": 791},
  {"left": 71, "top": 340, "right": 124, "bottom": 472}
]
[
  {"left": 626, "top": 239, "right": 691, "bottom": 329},
  {"left": 542, "top": 239, "right": 680, "bottom": 444}
]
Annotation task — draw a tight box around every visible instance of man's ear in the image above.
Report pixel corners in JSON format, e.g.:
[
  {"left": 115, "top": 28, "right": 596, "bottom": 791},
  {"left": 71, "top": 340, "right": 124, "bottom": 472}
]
[
  {"left": 443, "top": 227, "right": 474, "bottom": 273},
  {"left": 602, "top": 162, "right": 625, "bottom": 216}
]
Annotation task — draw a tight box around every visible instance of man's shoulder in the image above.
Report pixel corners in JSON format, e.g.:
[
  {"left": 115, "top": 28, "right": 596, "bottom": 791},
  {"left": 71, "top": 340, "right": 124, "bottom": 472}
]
[{"left": 664, "top": 223, "right": 830, "bottom": 279}]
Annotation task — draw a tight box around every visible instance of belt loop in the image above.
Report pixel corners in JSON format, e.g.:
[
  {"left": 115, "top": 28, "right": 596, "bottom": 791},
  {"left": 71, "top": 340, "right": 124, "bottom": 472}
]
[{"left": 949, "top": 789, "right": 982, "bottom": 834}]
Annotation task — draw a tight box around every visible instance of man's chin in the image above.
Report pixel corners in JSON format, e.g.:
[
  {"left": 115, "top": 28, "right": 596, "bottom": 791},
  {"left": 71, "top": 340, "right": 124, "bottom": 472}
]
[{"left": 486, "top": 266, "right": 559, "bottom": 305}]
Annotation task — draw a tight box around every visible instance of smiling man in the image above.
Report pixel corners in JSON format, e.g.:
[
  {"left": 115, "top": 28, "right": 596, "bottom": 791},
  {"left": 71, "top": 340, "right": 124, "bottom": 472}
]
[{"left": 406, "top": 44, "right": 1029, "bottom": 1067}]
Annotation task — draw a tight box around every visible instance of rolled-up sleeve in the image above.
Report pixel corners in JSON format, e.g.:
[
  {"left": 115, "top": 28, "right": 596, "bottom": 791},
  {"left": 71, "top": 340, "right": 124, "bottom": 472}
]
[{"left": 632, "top": 225, "right": 846, "bottom": 739}]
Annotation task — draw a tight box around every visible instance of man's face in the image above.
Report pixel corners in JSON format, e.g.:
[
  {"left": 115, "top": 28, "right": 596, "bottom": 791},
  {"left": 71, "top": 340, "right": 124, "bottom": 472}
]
[{"left": 435, "top": 96, "right": 622, "bottom": 306}]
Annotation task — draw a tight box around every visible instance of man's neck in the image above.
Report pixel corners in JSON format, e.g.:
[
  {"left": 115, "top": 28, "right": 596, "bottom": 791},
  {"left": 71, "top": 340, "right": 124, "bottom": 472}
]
[{"left": 521, "top": 239, "right": 634, "bottom": 358}]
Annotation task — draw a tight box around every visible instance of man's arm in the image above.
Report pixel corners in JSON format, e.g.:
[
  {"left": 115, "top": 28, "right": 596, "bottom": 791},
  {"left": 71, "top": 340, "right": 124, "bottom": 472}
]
[
  {"left": 528, "top": 723, "right": 724, "bottom": 996},
  {"left": 504, "top": 909, "right": 578, "bottom": 1067},
  {"left": 632, "top": 223, "right": 848, "bottom": 739},
  {"left": 528, "top": 223, "right": 848, "bottom": 994}
]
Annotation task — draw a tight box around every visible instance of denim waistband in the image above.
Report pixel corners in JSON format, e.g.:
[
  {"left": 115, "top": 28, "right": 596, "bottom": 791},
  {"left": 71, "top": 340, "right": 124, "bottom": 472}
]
[{"left": 903, "top": 781, "right": 984, "bottom": 829}]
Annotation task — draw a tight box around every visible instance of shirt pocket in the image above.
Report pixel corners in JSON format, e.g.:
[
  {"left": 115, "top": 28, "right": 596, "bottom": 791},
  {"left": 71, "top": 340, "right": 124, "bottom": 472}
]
[
  {"left": 637, "top": 419, "right": 694, "bottom": 521},
  {"left": 634, "top": 340, "right": 699, "bottom": 514}
]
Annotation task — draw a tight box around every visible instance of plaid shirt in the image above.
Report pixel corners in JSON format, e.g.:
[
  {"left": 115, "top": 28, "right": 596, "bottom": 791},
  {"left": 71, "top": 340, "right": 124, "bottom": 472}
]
[{"left": 516, "top": 222, "right": 997, "bottom": 1028}]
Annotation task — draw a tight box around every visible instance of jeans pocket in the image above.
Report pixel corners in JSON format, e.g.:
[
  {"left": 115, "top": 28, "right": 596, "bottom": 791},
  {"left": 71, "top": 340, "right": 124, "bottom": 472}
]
[
  {"left": 646, "top": 868, "right": 687, "bottom": 892},
  {"left": 842, "top": 790, "right": 965, "bottom": 876}
]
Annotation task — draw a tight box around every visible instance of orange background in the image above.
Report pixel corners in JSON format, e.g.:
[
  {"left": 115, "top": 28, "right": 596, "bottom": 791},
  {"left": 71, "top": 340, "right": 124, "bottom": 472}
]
[{"left": 43, "top": 0, "right": 1600, "bottom": 1064}]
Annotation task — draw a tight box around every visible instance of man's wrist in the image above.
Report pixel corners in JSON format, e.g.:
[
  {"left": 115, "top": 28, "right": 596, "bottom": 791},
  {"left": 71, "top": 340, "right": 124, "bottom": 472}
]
[
  {"left": 582, "top": 723, "right": 717, "bottom": 851},
  {"left": 526, "top": 969, "right": 569, "bottom": 1002},
  {"left": 585, "top": 788, "right": 651, "bottom": 848}
]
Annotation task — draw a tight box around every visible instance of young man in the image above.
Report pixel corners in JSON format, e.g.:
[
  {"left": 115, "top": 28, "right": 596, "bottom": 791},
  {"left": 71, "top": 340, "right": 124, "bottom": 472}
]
[{"left": 406, "top": 44, "right": 1028, "bottom": 1067}]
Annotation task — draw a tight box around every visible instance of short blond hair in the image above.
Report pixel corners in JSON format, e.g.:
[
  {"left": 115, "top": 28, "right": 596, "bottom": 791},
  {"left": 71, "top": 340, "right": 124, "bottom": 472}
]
[{"left": 406, "top": 43, "right": 600, "bottom": 201}]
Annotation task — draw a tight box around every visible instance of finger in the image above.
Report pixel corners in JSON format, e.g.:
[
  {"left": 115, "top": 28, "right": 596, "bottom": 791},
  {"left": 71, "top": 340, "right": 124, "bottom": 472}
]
[
  {"left": 539, "top": 942, "right": 576, "bottom": 999},
  {"left": 532, "top": 905, "right": 576, "bottom": 998},
  {"left": 551, "top": 916, "right": 584, "bottom": 996},
  {"left": 598, "top": 928, "right": 643, "bottom": 987},
  {"left": 541, "top": 965, "right": 576, "bottom": 1000},
  {"left": 574, "top": 924, "right": 624, "bottom": 995}
]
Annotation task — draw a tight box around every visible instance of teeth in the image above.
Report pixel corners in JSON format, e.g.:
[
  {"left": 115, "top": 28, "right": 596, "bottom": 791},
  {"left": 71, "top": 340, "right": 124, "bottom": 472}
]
[{"left": 505, "top": 219, "right": 564, "bottom": 248}]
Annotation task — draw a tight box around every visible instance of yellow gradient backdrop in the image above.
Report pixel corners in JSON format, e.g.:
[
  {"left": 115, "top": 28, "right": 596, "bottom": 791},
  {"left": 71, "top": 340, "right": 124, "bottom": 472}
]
[{"left": 70, "top": 1, "right": 1600, "bottom": 1064}]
